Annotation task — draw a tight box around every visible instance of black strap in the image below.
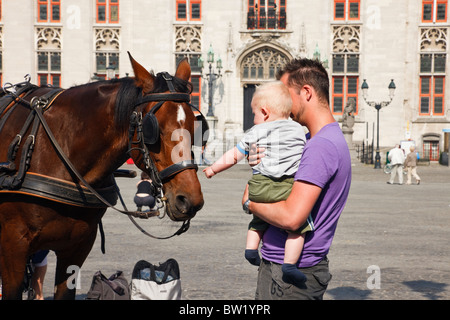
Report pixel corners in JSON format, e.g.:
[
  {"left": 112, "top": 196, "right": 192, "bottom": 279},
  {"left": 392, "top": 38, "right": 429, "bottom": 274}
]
[
  {"left": 159, "top": 160, "right": 198, "bottom": 182},
  {"left": 135, "top": 93, "right": 191, "bottom": 108},
  {"left": 30, "top": 99, "right": 190, "bottom": 239},
  {"left": 31, "top": 102, "right": 160, "bottom": 218},
  {"left": 114, "top": 180, "right": 190, "bottom": 240},
  {"left": 0, "top": 110, "right": 40, "bottom": 189},
  {"left": 0, "top": 88, "right": 65, "bottom": 190}
]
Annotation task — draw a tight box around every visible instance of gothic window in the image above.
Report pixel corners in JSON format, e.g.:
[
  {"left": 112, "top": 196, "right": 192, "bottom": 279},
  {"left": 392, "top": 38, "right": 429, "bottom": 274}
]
[
  {"left": 36, "top": 27, "right": 61, "bottom": 86},
  {"left": 96, "top": 0, "right": 119, "bottom": 24},
  {"left": 419, "top": 28, "right": 447, "bottom": 116},
  {"left": 422, "top": 0, "right": 448, "bottom": 23},
  {"left": 175, "top": 25, "right": 202, "bottom": 108},
  {"left": 94, "top": 28, "right": 120, "bottom": 79},
  {"left": 247, "top": 0, "right": 286, "bottom": 30},
  {"left": 176, "top": 0, "right": 201, "bottom": 21},
  {"left": 241, "top": 47, "right": 289, "bottom": 81},
  {"left": 334, "top": 0, "right": 360, "bottom": 21},
  {"left": 331, "top": 25, "right": 360, "bottom": 115},
  {"left": 37, "top": 0, "right": 60, "bottom": 23}
]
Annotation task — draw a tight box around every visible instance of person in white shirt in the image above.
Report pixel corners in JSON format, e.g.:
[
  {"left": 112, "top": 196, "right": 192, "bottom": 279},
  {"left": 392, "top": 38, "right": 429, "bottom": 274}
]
[{"left": 387, "top": 144, "right": 405, "bottom": 185}]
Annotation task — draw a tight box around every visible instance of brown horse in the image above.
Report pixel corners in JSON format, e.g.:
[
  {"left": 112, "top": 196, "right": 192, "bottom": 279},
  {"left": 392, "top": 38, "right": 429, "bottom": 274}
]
[{"left": 0, "top": 53, "right": 205, "bottom": 299}]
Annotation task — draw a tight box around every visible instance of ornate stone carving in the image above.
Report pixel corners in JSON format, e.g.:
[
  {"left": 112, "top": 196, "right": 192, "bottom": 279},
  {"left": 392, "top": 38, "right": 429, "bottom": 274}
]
[
  {"left": 241, "top": 47, "right": 289, "bottom": 80},
  {"left": 332, "top": 25, "right": 360, "bottom": 53},
  {"left": 420, "top": 27, "right": 447, "bottom": 51},
  {"left": 175, "top": 25, "right": 202, "bottom": 53},
  {"left": 36, "top": 27, "right": 62, "bottom": 50},
  {"left": 95, "top": 28, "right": 120, "bottom": 50}
]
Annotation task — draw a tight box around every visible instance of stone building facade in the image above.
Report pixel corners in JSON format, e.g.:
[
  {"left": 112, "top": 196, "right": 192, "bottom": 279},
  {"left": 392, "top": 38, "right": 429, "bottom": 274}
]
[{"left": 1, "top": 0, "right": 449, "bottom": 161}]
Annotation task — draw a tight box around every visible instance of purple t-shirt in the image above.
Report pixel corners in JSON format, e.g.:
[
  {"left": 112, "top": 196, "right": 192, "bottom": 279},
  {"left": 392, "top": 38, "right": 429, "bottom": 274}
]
[{"left": 260, "top": 122, "right": 352, "bottom": 268}]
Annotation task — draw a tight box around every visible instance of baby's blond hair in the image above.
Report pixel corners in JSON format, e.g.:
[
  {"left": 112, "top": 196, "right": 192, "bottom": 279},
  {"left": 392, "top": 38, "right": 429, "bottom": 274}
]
[{"left": 251, "top": 81, "right": 292, "bottom": 118}]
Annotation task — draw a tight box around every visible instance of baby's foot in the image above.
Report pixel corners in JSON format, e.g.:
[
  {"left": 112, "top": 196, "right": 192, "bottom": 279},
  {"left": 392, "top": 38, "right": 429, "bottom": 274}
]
[
  {"left": 282, "top": 263, "right": 307, "bottom": 287},
  {"left": 244, "top": 249, "right": 261, "bottom": 266}
]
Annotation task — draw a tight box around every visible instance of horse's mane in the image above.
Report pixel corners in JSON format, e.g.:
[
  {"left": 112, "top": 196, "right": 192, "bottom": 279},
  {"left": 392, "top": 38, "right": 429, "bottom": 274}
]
[{"left": 114, "top": 72, "right": 193, "bottom": 129}]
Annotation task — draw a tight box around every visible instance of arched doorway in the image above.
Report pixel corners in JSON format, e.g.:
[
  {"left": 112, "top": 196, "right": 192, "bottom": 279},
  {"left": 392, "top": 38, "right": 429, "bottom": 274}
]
[{"left": 240, "top": 46, "right": 291, "bottom": 131}]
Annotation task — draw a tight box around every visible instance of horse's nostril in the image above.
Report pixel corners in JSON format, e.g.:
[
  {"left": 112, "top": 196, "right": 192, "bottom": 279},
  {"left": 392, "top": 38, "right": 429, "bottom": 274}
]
[{"left": 175, "top": 195, "right": 190, "bottom": 214}]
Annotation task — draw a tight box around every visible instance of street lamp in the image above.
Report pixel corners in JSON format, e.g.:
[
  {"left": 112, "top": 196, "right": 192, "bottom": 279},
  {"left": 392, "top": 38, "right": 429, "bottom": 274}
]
[
  {"left": 106, "top": 64, "right": 116, "bottom": 80},
  {"left": 361, "top": 79, "right": 396, "bottom": 169},
  {"left": 91, "top": 73, "right": 102, "bottom": 81},
  {"left": 198, "top": 44, "right": 222, "bottom": 117}
]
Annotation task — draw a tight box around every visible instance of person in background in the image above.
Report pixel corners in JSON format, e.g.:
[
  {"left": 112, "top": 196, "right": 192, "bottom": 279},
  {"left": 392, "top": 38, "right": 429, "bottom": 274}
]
[
  {"left": 387, "top": 144, "right": 405, "bottom": 185},
  {"left": 405, "top": 145, "right": 421, "bottom": 185},
  {"left": 31, "top": 250, "right": 49, "bottom": 300},
  {"left": 134, "top": 172, "right": 156, "bottom": 212}
]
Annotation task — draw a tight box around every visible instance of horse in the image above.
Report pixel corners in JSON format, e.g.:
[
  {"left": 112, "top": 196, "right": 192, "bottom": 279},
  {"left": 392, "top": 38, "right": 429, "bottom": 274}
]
[{"left": 0, "top": 53, "right": 206, "bottom": 299}]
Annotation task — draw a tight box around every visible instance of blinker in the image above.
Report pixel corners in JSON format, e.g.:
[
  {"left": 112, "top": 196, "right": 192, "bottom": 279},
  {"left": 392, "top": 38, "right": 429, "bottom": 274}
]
[{"left": 142, "top": 111, "right": 160, "bottom": 145}]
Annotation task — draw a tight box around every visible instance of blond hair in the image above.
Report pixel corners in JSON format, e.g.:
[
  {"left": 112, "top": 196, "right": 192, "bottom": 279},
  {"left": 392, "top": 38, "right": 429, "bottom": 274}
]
[{"left": 251, "top": 81, "right": 292, "bottom": 118}]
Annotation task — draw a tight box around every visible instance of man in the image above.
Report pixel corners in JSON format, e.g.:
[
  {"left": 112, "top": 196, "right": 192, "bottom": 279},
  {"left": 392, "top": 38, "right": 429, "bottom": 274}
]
[
  {"left": 244, "top": 58, "right": 352, "bottom": 300},
  {"left": 387, "top": 144, "right": 405, "bottom": 185}
]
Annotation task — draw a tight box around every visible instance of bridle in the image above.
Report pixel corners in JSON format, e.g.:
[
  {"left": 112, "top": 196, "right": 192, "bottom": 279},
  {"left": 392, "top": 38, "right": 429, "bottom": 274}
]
[
  {"left": 2, "top": 73, "right": 207, "bottom": 241},
  {"left": 124, "top": 72, "right": 208, "bottom": 236}
]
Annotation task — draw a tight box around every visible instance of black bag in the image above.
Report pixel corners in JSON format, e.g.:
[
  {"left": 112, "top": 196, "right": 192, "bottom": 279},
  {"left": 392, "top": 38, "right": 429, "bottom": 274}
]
[{"left": 86, "top": 270, "right": 130, "bottom": 300}]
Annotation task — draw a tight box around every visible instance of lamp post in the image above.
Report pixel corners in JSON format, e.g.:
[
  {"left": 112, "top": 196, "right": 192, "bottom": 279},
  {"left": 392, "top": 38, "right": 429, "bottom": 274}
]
[
  {"left": 106, "top": 64, "right": 116, "bottom": 80},
  {"left": 361, "top": 79, "right": 396, "bottom": 169},
  {"left": 198, "top": 44, "right": 222, "bottom": 117},
  {"left": 91, "top": 73, "right": 102, "bottom": 81}
]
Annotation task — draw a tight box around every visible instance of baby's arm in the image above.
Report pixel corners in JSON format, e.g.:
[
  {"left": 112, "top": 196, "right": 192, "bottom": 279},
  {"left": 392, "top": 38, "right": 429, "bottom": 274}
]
[{"left": 203, "top": 146, "right": 246, "bottom": 178}]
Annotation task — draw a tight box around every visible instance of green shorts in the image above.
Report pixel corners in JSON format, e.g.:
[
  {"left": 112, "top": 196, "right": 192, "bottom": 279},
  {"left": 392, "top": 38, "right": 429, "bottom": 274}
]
[{"left": 247, "top": 174, "right": 314, "bottom": 234}]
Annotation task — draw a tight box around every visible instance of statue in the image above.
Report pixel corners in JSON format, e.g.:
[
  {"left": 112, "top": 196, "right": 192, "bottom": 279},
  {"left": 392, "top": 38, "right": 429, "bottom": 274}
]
[
  {"left": 342, "top": 98, "right": 355, "bottom": 130},
  {"left": 341, "top": 98, "right": 356, "bottom": 150}
]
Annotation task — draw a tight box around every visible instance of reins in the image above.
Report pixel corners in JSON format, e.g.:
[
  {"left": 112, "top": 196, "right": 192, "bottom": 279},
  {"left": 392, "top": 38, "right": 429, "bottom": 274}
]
[{"left": 0, "top": 74, "right": 205, "bottom": 241}]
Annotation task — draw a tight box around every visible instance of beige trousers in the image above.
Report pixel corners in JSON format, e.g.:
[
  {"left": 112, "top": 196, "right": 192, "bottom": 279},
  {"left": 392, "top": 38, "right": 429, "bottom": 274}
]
[{"left": 406, "top": 166, "right": 420, "bottom": 184}]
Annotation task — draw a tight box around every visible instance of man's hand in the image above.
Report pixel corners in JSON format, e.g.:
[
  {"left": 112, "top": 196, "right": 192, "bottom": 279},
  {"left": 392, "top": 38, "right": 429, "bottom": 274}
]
[
  {"left": 248, "top": 144, "right": 265, "bottom": 167},
  {"left": 242, "top": 184, "right": 249, "bottom": 206}
]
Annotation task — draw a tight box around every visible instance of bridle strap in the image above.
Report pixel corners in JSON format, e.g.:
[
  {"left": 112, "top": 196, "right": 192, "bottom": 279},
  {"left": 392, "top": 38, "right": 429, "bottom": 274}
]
[
  {"left": 131, "top": 72, "right": 205, "bottom": 187},
  {"left": 30, "top": 100, "right": 158, "bottom": 218},
  {"left": 135, "top": 93, "right": 191, "bottom": 107},
  {"left": 124, "top": 73, "right": 208, "bottom": 239},
  {"left": 159, "top": 159, "right": 198, "bottom": 182},
  {"left": 29, "top": 97, "right": 191, "bottom": 240}
]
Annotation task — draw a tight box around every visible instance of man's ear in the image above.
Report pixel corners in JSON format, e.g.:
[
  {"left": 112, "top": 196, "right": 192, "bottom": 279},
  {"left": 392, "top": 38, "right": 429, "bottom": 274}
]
[{"left": 302, "top": 85, "right": 313, "bottom": 102}]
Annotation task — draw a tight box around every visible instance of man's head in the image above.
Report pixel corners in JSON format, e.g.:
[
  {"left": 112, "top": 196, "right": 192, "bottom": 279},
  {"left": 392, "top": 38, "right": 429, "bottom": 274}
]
[{"left": 277, "top": 58, "right": 329, "bottom": 106}]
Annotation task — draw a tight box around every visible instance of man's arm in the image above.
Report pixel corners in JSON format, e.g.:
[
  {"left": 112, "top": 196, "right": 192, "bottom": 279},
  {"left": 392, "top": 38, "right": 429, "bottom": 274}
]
[
  {"left": 249, "top": 180, "right": 322, "bottom": 232},
  {"left": 245, "top": 142, "right": 322, "bottom": 231}
]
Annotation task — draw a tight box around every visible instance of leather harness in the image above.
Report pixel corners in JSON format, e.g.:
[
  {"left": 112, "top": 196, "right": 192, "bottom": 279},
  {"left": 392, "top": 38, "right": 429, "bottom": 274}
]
[{"left": 0, "top": 74, "right": 207, "bottom": 240}]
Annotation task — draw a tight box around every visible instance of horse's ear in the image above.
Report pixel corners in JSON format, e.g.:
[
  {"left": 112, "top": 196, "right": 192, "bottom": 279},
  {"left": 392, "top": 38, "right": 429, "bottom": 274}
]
[
  {"left": 175, "top": 58, "right": 191, "bottom": 81},
  {"left": 128, "top": 51, "right": 155, "bottom": 93}
]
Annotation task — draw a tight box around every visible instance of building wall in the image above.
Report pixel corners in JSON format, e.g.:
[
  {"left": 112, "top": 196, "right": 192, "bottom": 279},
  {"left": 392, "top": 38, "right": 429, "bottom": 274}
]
[{"left": 1, "top": 0, "right": 449, "bottom": 161}]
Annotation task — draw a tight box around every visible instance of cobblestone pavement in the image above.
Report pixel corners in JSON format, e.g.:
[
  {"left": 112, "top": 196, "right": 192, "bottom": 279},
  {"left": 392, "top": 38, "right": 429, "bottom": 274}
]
[{"left": 38, "top": 159, "right": 450, "bottom": 300}]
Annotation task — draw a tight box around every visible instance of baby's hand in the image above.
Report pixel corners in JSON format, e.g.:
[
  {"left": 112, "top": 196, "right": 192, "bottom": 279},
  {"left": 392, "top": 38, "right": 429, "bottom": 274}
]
[{"left": 203, "top": 167, "right": 215, "bottom": 178}]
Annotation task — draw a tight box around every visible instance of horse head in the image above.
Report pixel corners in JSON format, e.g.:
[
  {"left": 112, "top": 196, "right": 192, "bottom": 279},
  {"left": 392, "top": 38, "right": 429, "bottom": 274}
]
[{"left": 127, "top": 53, "right": 205, "bottom": 221}]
